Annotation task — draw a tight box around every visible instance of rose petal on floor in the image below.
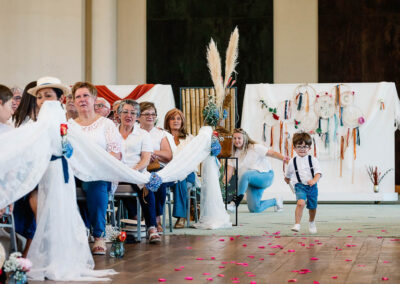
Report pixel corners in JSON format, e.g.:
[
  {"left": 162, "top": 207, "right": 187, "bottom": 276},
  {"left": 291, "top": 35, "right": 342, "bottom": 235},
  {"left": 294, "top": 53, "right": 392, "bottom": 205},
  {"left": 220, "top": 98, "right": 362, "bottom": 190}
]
[
  {"left": 174, "top": 268, "right": 182, "bottom": 271},
  {"left": 184, "top": 277, "right": 193, "bottom": 280},
  {"left": 206, "top": 277, "right": 213, "bottom": 281},
  {"left": 217, "top": 274, "right": 225, "bottom": 277},
  {"left": 158, "top": 279, "right": 166, "bottom": 282},
  {"left": 288, "top": 279, "right": 297, "bottom": 282},
  {"left": 331, "top": 276, "right": 338, "bottom": 279},
  {"left": 203, "top": 273, "right": 211, "bottom": 275},
  {"left": 382, "top": 277, "right": 389, "bottom": 281},
  {"left": 196, "top": 258, "right": 204, "bottom": 260},
  {"left": 310, "top": 257, "right": 319, "bottom": 261}
]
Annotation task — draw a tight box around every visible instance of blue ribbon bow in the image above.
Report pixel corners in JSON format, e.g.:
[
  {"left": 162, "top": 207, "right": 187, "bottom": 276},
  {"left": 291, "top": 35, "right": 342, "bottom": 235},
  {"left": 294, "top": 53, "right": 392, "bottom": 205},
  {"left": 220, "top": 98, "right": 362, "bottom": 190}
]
[{"left": 50, "top": 155, "right": 69, "bottom": 183}]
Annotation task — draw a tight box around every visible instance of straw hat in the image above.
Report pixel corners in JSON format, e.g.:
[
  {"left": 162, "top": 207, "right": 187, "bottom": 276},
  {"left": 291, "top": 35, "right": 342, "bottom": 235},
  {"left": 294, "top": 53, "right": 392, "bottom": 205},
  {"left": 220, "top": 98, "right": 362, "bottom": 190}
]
[{"left": 28, "top": 76, "right": 70, "bottom": 97}]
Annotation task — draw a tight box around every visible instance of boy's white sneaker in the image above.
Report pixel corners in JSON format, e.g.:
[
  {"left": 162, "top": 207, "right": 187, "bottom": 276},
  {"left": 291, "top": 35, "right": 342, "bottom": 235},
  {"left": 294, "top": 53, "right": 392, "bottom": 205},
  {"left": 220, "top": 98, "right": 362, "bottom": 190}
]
[
  {"left": 291, "top": 224, "right": 301, "bottom": 232},
  {"left": 227, "top": 202, "right": 236, "bottom": 213},
  {"left": 275, "top": 197, "right": 284, "bottom": 212},
  {"left": 309, "top": 222, "right": 317, "bottom": 234}
]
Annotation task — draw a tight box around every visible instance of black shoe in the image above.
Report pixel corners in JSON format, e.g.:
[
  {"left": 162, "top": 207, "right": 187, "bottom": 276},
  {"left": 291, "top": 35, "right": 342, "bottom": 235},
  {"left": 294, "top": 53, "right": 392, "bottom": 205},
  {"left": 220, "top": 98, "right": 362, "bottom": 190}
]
[{"left": 232, "top": 194, "right": 244, "bottom": 207}]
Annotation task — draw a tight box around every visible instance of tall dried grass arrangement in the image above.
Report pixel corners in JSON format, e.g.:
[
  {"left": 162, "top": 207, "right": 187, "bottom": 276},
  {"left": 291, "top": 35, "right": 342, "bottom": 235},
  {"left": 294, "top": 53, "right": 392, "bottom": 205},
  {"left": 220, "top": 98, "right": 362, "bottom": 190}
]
[
  {"left": 224, "top": 27, "right": 239, "bottom": 89},
  {"left": 206, "top": 39, "right": 224, "bottom": 107}
]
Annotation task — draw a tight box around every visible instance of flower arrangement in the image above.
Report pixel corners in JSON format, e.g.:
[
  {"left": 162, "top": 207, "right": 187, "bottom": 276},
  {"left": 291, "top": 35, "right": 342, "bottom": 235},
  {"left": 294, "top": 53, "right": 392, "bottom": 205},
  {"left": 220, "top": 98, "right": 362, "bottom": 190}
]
[
  {"left": 366, "top": 166, "right": 393, "bottom": 193},
  {"left": 3, "top": 252, "right": 32, "bottom": 283},
  {"left": 203, "top": 27, "right": 239, "bottom": 127},
  {"left": 106, "top": 227, "right": 127, "bottom": 258},
  {"left": 211, "top": 133, "right": 222, "bottom": 156},
  {"left": 60, "top": 124, "right": 73, "bottom": 158},
  {"left": 145, "top": 172, "right": 163, "bottom": 192}
]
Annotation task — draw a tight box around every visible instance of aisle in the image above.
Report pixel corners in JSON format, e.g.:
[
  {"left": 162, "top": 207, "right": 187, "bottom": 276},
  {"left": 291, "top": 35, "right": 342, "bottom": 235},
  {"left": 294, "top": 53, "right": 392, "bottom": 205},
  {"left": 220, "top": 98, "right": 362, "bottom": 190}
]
[{"left": 31, "top": 234, "right": 400, "bottom": 283}]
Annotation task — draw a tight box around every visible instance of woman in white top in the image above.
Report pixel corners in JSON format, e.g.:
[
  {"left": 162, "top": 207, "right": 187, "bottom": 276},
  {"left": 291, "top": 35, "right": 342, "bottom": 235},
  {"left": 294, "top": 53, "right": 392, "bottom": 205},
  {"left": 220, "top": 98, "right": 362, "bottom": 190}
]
[
  {"left": 139, "top": 102, "right": 173, "bottom": 232},
  {"left": 226, "top": 128, "right": 289, "bottom": 213},
  {"left": 164, "top": 108, "right": 196, "bottom": 228},
  {"left": 69, "top": 82, "right": 122, "bottom": 255},
  {"left": 118, "top": 99, "right": 161, "bottom": 243}
]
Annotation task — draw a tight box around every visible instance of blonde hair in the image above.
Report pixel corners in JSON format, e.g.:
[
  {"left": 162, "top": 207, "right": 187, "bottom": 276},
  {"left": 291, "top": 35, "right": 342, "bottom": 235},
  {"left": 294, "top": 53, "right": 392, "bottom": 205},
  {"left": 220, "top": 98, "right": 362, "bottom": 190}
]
[
  {"left": 233, "top": 128, "right": 256, "bottom": 153},
  {"left": 71, "top": 82, "right": 97, "bottom": 100},
  {"left": 164, "top": 108, "right": 187, "bottom": 138}
]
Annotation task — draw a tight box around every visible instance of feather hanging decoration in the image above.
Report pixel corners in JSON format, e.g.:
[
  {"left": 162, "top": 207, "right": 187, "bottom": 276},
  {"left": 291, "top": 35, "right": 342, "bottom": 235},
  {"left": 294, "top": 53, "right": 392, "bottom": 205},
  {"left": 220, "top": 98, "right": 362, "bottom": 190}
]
[
  {"left": 223, "top": 27, "right": 239, "bottom": 89},
  {"left": 206, "top": 38, "right": 224, "bottom": 108}
]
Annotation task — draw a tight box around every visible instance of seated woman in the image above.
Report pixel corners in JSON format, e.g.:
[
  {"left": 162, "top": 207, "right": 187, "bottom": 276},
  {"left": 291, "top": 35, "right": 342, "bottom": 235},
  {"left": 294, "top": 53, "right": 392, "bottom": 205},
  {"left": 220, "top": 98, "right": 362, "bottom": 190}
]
[
  {"left": 69, "top": 82, "right": 122, "bottom": 255},
  {"left": 139, "top": 102, "right": 173, "bottom": 233},
  {"left": 164, "top": 108, "right": 196, "bottom": 228},
  {"left": 117, "top": 99, "right": 161, "bottom": 243},
  {"left": 226, "top": 128, "right": 289, "bottom": 213}
]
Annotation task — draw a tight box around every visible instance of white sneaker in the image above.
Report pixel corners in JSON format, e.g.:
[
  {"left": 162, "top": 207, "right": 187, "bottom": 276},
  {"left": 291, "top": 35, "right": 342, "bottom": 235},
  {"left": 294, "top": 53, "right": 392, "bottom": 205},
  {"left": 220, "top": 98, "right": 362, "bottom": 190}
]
[
  {"left": 227, "top": 202, "right": 236, "bottom": 213},
  {"left": 275, "top": 197, "right": 283, "bottom": 212},
  {"left": 291, "top": 224, "right": 301, "bottom": 232},
  {"left": 309, "top": 222, "right": 317, "bottom": 234}
]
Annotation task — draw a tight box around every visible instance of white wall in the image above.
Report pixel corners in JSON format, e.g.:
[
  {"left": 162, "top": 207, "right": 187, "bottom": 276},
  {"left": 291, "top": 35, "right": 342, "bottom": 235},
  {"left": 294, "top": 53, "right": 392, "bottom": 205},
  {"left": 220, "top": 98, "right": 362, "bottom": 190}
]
[
  {"left": 117, "top": 0, "right": 146, "bottom": 84},
  {"left": 0, "top": 0, "right": 84, "bottom": 88},
  {"left": 274, "top": 0, "right": 318, "bottom": 83}
]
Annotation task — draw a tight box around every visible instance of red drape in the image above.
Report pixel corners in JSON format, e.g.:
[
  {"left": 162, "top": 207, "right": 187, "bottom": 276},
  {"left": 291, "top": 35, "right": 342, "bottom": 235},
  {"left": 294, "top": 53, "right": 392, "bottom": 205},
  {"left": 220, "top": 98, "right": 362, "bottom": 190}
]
[{"left": 95, "top": 84, "right": 155, "bottom": 106}]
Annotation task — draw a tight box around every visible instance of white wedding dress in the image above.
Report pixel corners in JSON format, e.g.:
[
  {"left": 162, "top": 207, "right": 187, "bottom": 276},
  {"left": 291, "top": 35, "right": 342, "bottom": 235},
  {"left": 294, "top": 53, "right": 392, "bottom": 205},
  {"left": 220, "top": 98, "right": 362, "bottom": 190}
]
[{"left": 0, "top": 102, "right": 230, "bottom": 281}]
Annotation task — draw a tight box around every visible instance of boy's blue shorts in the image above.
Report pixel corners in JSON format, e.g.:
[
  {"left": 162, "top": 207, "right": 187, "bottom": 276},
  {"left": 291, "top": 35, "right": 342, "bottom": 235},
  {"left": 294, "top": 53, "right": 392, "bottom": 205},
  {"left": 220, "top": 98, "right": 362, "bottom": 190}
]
[{"left": 294, "top": 183, "right": 318, "bottom": 210}]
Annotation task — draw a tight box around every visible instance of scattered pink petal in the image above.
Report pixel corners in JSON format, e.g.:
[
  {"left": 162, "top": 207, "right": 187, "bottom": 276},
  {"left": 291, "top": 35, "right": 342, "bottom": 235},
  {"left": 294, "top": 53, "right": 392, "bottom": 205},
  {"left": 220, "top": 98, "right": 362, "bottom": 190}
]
[
  {"left": 232, "top": 281, "right": 240, "bottom": 284},
  {"left": 250, "top": 282, "right": 257, "bottom": 284},
  {"left": 331, "top": 276, "right": 338, "bottom": 279},
  {"left": 221, "top": 261, "right": 229, "bottom": 264},
  {"left": 301, "top": 244, "right": 305, "bottom": 247},
  {"left": 184, "top": 277, "right": 193, "bottom": 280},
  {"left": 259, "top": 258, "right": 264, "bottom": 260},
  {"left": 217, "top": 274, "right": 225, "bottom": 277},
  {"left": 337, "top": 228, "right": 342, "bottom": 231},
  {"left": 174, "top": 268, "right": 182, "bottom": 271},
  {"left": 219, "top": 238, "right": 225, "bottom": 242},
  {"left": 230, "top": 237, "right": 235, "bottom": 241},
  {"left": 377, "top": 237, "right": 383, "bottom": 239},
  {"left": 269, "top": 253, "right": 276, "bottom": 255},
  {"left": 288, "top": 250, "right": 295, "bottom": 252},
  {"left": 381, "top": 230, "right": 387, "bottom": 232},
  {"left": 288, "top": 279, "right": 297, "bottom": 282},
  {"left": 196, "top": 258, "right": 204, "bottom": 260},
  {"left": 383, "top": 261, "right": 391, "bottom": 263},
  {"left": 345, "top": 259, "right": 352, "bottom": 262},
  {"left": 206, "top": 278, "right": 213, "bottom": 281},
  {"left": 358, "top": 265, "right": 366, "bottom": 267},
  {"left": 301, "top": 269, "right": 312, "bottom": 273},
  {"left": 313, "top": 281, "right": 320, "bottom": 284},
  {"left": 291, "top": 270, "right": 299, "bottom": 273},
  {"left": 245, "top": 272, "right": 252, "bottom": 274},
  {"left": 218, "top": 266, "right": 225, "bottom": 269},
  {"left": 248, "top": 274, "right": 256, "bottom": 277},
  {"left": 310, "top": 243, "right": 315, "bottom": 246},
  {"left": 357, "top": 230, "right": 363, "bottom": 233},
  {"left": 247, "top": 255, "right": 255, "bottom": 259},
  {"left": 242, "top": 244, "right": 247, "bottom": 247},
  {"left": 203, "top": 273, "right": 211, "bottom": 275},
  {"left": 231, "top": 278, "right": 239, "bottom": 280},
  {"left": 186, "top": 247, "right": 192, "bottom": 249},
  {"left": 211, "top": 257, "right": 216, "bottom": 260},
  {"left": 347, "top": 236, "right": 353, "bottom": 238},
  {"left": 245, "top": 236, "right": 250, "bottom": 239},
  {"left": 382, "top": 277, "right": 389, "bottom": 281},
  {"left": 390, "top": 239, "right": 400, "bottom": 241},
  {"left": 310, "top": 257, "right": 319, "bottom": 261},
  {"left": 158, "top": 279, "right": 166, "bottom": 282},
  {"left": 180, "top": 266, "right": 185, "bottom": 269},
  {"left": 230, "top": 261, "right": 236, "bottom": 263},
  {"left": 258, "top": 246, "right": 265, "bottom": 249}
]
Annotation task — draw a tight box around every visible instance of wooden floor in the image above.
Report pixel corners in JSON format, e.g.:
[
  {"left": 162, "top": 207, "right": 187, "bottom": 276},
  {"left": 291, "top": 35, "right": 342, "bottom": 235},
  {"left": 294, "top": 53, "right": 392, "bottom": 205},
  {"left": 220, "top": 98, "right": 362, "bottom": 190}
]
[{"left": 33, "top": 234, "right": 400, "bottom": 283}]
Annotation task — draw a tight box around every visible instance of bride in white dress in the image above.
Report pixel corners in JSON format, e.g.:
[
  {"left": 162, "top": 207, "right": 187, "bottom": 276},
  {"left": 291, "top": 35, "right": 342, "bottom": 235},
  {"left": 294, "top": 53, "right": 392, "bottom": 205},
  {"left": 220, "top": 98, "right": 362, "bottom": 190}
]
[{"left": 0, "top": 99, "right": 228, "bottom": 280}]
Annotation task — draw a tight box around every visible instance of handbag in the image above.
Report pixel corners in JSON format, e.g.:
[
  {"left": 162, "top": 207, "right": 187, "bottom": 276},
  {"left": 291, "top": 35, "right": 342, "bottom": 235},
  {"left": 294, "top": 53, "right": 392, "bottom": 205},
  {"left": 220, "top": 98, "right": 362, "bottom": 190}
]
[{"left": 147, "top": 158, "right": 161, "bottom": 172}]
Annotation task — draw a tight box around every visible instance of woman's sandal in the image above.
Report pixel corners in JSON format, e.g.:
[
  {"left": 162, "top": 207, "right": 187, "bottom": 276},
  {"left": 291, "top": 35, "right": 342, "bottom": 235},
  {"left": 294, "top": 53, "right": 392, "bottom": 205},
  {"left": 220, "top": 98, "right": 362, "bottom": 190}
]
[
  {"left": 174, "top": 218, "right": 186, "bottom": 229},
  {"left": 92, "top": 239, "right": 106, "bottom": 255},
  {"left": 157, "top": 221, "right": 163, "bottom": 235},
  {"left": 148, "top": 230, "right": 161, "bottom": 244}
]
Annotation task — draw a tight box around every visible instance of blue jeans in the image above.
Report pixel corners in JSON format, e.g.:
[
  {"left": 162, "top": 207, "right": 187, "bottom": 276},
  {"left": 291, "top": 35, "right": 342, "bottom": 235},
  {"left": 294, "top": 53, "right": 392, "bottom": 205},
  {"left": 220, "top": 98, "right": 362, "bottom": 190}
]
[
  {"left": 124, "top": 184, "right": 157, "bottom": 228},
  {"left": 239, "top": 170, "right": 276, "bottom": 213},
  {"left": 295, "top": 183, "right": 318, "bottom": 209},
  {"left": 173, "top": 172, "right": 195, "bottom": 218},
  {"left": 80, "top": 180, "right": 111, "bottom": 238}
]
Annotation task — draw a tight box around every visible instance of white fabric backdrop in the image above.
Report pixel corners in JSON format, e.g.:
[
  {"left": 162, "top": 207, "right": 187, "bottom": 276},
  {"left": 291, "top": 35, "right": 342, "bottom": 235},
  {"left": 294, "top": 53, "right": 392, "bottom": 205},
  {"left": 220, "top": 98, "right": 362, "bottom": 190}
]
[
  {"left": 106, "top": 84, "right": 175, "bottom": 127},
  {"left": 241, "top": 82, "right": 400, "bottom": 201}
]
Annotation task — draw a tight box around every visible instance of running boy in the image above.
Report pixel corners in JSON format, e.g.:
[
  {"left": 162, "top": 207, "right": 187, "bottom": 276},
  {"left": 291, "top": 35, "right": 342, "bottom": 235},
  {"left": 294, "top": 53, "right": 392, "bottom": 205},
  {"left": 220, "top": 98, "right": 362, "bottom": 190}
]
[{"left": 284, "top": 132, "right": 321, "bottom": 234}]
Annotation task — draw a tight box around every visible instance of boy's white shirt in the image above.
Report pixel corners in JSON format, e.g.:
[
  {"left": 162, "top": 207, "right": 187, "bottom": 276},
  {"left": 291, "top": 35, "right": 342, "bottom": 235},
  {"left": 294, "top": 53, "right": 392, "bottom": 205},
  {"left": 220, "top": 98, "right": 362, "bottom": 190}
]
[{"left": 285, "top": 155, "right": 322, "bottom": 185}]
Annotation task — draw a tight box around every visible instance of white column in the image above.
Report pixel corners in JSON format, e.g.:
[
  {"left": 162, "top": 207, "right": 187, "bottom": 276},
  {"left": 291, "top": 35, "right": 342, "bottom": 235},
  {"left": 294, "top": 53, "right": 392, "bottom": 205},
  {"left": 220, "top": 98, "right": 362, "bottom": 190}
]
[
  {"left": 91, "top": 0, "right": 117, "bottom": 84},
  {"left": 274, "top": 0, "right": 318, "bottom": 83},
  {"left": 117, "top": 0, "right": 146, "bottom": 84}
]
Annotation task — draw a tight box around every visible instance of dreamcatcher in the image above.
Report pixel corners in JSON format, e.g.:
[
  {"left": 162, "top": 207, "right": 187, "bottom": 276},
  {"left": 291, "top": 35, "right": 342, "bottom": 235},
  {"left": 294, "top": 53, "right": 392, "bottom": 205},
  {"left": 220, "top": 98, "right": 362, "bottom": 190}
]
[
  {"left": 340, "top": 92, "right": 365, "bottom": 182},
  {"left": 314, "top": 92, "right": 336, "bottom": 149}
]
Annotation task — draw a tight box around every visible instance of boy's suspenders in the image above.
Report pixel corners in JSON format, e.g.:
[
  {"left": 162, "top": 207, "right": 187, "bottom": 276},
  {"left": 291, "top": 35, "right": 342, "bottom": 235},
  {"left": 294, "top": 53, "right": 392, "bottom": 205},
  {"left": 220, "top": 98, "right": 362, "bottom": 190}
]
[{"left": 293, "top": 155, "right": 315, "bottom": 184}]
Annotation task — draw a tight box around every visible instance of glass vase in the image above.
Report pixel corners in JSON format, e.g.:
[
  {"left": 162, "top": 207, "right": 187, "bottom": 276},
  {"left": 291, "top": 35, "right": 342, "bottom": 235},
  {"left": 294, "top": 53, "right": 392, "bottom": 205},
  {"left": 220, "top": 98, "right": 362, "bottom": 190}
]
[
  {"left": 110, "top": 242, "right": 125, "bottom": 258},
  {"left": 9, "top": 272, "right": 27, "bottom": 284}
]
